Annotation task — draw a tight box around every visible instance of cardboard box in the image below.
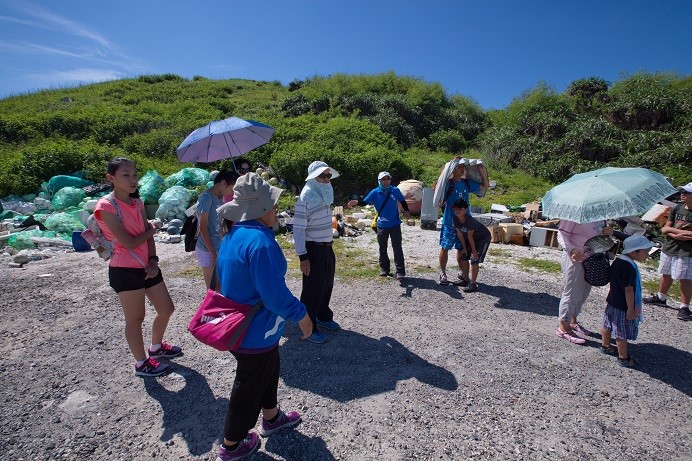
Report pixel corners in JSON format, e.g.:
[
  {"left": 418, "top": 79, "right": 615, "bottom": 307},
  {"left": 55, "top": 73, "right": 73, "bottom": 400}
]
[
  {"left": 499, "top": 223, "right": 524, "bottom": 243},
  {"left": 487, "top": 226, "right": 505, "bottom": 243},
  {"left": 510, "top": 234, "right": 527, "bottom": 246},
  {"left": 522, "top": 202, "right": 540, "bottom": 220},
  {"left": 529, "top": 227, "right": 559, "bottom": 249},
  {"left": 641, "top": 204, "right": 671, "bottom": 226}
]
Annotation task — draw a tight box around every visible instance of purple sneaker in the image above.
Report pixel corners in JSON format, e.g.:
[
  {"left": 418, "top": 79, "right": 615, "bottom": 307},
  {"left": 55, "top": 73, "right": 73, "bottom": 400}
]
[
  {"left": 258, "top": 410, "right": 302, "bottom": 437},
  {"left": 216, "top": 432, "right": 260, "bottom": 461}
]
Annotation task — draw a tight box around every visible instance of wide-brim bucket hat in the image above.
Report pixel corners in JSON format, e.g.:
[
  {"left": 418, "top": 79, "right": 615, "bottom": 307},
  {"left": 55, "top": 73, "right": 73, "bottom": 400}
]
[
  {"left": 217, "top": 172, "right": 283, "bottom": 222},
  {"left": 305, "top": 160, "right": 340, "bottom": 181},
  {"left": 622, "top": 234, "right": 654, "bottom": 254}
]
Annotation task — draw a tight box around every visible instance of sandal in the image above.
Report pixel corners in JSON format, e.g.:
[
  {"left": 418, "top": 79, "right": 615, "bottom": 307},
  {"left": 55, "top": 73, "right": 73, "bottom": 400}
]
[
  {"left": 599, "top": 345, "right": 618, "bottom": 356},
  {"left": 555, "top": 328, "right": 586, "bottom": 345},
  {"left": 618, "top": 356, "right": 638, "bottom": 368},
  {"left": 570, "top": 323, "right": 593, "bottom": 337}
]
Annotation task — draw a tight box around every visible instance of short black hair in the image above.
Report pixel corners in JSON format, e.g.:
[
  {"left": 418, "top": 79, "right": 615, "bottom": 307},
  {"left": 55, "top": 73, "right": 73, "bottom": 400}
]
[
  {"left": 107, "top": 157, "right": 134, "bottom": 175},
  {"left": 233, "top": 157, "right": 251, "bottom": 171},
  {"left": 452, "top": 198, "right": 469, "bottom": 209},
  {"left": 214, "top": 169, "right": 240, "bottom": 185}
]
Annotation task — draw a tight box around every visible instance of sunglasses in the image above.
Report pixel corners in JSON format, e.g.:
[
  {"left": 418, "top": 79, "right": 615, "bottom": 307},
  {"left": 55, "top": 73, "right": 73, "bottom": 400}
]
[
  {"left": 317, "top": 172, "right": 332, "bottom": 179},
  {"left": 237, "top": 167, "right": 250, "bottom": 174}
]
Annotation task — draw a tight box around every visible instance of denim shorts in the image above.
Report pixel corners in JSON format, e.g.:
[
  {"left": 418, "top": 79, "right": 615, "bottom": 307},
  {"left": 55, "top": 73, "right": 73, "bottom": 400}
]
[
  {"left": 195, "top": 247, "right": 213, "bottom": 268},
  {"left": 439, "top": 225, "right": 463, "bottom": 251},
  {"left": 109, "top": 267, "right": 164, "bottom": 293}
]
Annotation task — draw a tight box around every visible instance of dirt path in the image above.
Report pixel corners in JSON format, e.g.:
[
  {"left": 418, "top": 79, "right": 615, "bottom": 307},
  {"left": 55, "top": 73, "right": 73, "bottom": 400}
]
[{"left": 1, "top": 225, "right": 690, "bottom": 460}]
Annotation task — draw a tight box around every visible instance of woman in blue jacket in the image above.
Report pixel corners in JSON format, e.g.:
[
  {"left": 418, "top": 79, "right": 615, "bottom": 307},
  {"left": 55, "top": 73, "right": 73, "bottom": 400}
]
[{"left": 214, "top": 173, "right": 312, "bottom": 461}]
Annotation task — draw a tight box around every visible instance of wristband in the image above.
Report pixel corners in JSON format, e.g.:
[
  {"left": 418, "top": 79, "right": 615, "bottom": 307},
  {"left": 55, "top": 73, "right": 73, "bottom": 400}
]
[{"left": 149, "top": 255, "right": 159, "bottom": 263}]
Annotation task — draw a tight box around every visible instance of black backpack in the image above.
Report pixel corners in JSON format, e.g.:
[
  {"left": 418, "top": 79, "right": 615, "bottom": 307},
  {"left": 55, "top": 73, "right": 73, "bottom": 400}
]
[{"left": 181, "top": 214, "right": 198, "bottom": 252}]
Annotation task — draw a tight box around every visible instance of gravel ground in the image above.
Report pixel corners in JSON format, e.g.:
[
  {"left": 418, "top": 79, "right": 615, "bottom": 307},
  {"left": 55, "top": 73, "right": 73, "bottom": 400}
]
[{"left": 1, "top": 223, "right": 690, "bottom": 461}]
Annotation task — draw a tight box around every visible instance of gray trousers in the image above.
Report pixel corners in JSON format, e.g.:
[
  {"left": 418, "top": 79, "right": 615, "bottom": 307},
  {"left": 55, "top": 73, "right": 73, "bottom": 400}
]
[{"left": 558, "top": 250, "right": 592, "bottom": 323}]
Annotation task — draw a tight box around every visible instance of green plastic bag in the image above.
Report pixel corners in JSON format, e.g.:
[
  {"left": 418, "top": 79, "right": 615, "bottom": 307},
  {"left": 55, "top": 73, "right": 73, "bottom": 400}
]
[
  {"left": 44, "top": 211, "right": 86, "bottom": 234},
  {"left": 138, "top": 170, "right": 166, "bottom": 205},
  {"left": 155, "top": 186, "right": 192, "bottom": 221},
  {"left": 7, "top": 229, "right": 57, "bottom": 250},
  {"left": 48, "top": 175, "right": 94, "bottom": 194},
  {"left": 51, "top": 187, "right": 87, "bottom": 211},
  {"left": 165, "top": 168, "right": 210, "bottom": 188}
]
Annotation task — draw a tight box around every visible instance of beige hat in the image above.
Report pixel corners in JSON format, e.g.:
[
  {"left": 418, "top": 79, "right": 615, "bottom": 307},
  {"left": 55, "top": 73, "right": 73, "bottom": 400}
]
[
  {"left": 217, "top": 172, "right": 283, "bottom": 222},
  {"left": 305, "top": 161, "right": 340, "bottom": 181}
]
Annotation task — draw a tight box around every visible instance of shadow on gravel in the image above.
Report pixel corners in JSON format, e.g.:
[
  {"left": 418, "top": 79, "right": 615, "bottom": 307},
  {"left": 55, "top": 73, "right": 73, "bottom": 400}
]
[
  {"left": 281, "top": 332, "right": 458, "bottom": 401},
  {"left": 482, "top": 284, "right": 560, "bottom": 316},
  {"left": 144, "top": 364, "right": 227, "bottom": 456},
  {"left": 629, "top": 342, "right": 692, "bottom": 397},
  {"left": 397, "top": 276, "right": 463, "bottom": 299},
  {"left": 261, "top": 432, "right": 336, "bottom": 461}
]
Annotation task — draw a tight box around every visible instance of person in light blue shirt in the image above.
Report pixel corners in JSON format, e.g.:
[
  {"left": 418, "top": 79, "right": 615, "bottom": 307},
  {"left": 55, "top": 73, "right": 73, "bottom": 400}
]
[
  {"left": 214, "top": 173, "right": 312, "bottom": 460},
  {"left": 195, "top": 169, "right": 238, "bottom": 289},
  {"left": 362, "top": 171, "right": 410, "bottom": 280}
]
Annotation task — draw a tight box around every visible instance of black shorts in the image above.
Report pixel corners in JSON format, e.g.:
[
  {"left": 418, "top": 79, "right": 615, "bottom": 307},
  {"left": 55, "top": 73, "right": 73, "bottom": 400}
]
[
  {"left": 109, "top": 267, "right": 164, "bottom": 293},
  {"left": 459, "top": 238, "right": 490, "bottom": 265}
]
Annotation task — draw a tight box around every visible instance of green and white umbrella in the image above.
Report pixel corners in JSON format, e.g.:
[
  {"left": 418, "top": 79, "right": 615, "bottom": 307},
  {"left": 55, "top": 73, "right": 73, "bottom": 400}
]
[{"left": 541, "top": 167, "right": 676, "bottom": 224}]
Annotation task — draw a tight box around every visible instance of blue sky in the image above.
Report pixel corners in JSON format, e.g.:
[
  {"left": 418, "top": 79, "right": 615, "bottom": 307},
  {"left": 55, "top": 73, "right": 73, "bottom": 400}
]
[{"left": 1, "top": 0, "right": 690, "bottom": 109}]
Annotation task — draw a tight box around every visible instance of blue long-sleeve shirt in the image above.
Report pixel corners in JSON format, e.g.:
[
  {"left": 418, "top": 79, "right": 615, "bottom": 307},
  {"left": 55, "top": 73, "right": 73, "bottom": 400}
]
[
  {"left": 363, "top": 186, "right": 407, "bottom": 229},
  {"left": 216, "top": 220, "right": 307, "bottom": 352}
]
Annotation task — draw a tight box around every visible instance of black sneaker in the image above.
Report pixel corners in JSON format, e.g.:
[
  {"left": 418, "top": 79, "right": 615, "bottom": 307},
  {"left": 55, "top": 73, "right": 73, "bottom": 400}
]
[
  {"left": 677, "top": 307, "right": 691, "bottom": 321},
  {"left": 642, "top": 294, "right": 667, "bottom": 306},
  {"left": 463, "top": 283, "right": 478, "bottom": 293},
  {"left": 134, "top": 357, "right": 169, "bottom": 377},
  {"left": 453, "top": 272, "right": 470, "bottom": 287},
  {"left": 148, "top": 341, "right": 182, "bottom": 359}
]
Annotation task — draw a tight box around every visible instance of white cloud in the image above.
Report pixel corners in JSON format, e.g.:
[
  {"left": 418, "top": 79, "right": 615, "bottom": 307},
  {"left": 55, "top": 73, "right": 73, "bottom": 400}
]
[
  {"left": 0, "top": 1, "right": 148, "bottom": 82},
  {"left": 28, "top": 68, "right": 124, "bottom": 87}
]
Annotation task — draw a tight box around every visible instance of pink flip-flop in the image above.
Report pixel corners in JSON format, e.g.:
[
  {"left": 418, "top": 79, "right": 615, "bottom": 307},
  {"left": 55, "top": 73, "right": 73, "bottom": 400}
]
[{"left": 555, "top": 328, "right": 586, "bottom": 344}]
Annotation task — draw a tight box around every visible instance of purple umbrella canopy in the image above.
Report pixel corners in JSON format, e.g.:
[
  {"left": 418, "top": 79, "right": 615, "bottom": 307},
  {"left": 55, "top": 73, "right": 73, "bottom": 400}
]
[{"left": 176, "top": 117, "right": 275, "bottom": 163}]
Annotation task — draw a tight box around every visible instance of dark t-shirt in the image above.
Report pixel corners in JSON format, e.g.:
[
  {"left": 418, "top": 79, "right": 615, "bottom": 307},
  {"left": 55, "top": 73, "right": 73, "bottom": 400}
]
[
  {"left": 452, "top": 215, "right": 491, "bottom": 242},
  {"left": 606, "top": 258, "right": 638, "bottom": 311},
  {"left": 661, "top": 204, "right": 692, "bottom": 257}
]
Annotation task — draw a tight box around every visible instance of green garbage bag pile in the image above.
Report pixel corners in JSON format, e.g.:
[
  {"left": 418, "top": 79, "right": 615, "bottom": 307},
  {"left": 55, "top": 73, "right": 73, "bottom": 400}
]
[
  {"left": 165, "top": 168, "right": 210, "bottom": 188},
  {"left": 138, "top": 170, "right": 166, "bottom": 205},
  {"left": 155, "top": 186, "right": 192, "bottom": 221},
  {"left": 7, "top": 229, "right": 58, "bottom": 250},
  {"left": 51, "top": 187, "right": 86, "bottom": 211},
  {"left": 44, "top": 210, "right": 86, "bottom": 234},
  {"left": 48, "top": 175, "right": 93, "bottom": 194}
]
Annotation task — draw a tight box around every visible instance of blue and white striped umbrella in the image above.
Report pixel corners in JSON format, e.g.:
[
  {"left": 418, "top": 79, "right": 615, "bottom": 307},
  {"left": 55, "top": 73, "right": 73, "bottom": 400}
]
[
  {"left": 176, "top": 117, "right": 275, "bottom": 163},
  {"left": 541, "top": 167, "right": 676, "bottom": 223}
]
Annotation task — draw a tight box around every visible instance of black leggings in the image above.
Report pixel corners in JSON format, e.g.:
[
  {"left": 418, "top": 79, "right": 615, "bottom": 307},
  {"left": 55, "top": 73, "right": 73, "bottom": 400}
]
[{"left": 224, "top": 346, "right": 280, "bottom": 441}]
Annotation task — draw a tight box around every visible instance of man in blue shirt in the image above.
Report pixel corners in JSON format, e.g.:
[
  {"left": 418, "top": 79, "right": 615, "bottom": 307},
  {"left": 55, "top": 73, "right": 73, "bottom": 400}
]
[
  {"left": 438, "top": 159, "right": 489, "bottom": 286},
  {"left": 363, "top": 172, "right": 410, "bottom": 281}
]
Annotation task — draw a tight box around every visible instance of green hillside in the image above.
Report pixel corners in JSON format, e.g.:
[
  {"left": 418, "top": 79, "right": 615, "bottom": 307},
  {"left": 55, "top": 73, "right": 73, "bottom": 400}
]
[{"left": 0, "top": 71, "right": 689, "bottom": 210}]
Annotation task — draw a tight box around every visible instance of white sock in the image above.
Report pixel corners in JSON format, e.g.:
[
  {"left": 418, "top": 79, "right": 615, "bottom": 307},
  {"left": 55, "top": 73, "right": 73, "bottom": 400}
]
[
  {"left": 149, "top": 343, "right": 161, "bottom": 352},
  {"left": 136, "top": 359, "right": 146, "bottom": 367},
  {"left": 658, "top": 292, "right": 667, "bottom": 301},
  {"left": 681, "top": 304, "right": 690, "bottom": 309}
]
